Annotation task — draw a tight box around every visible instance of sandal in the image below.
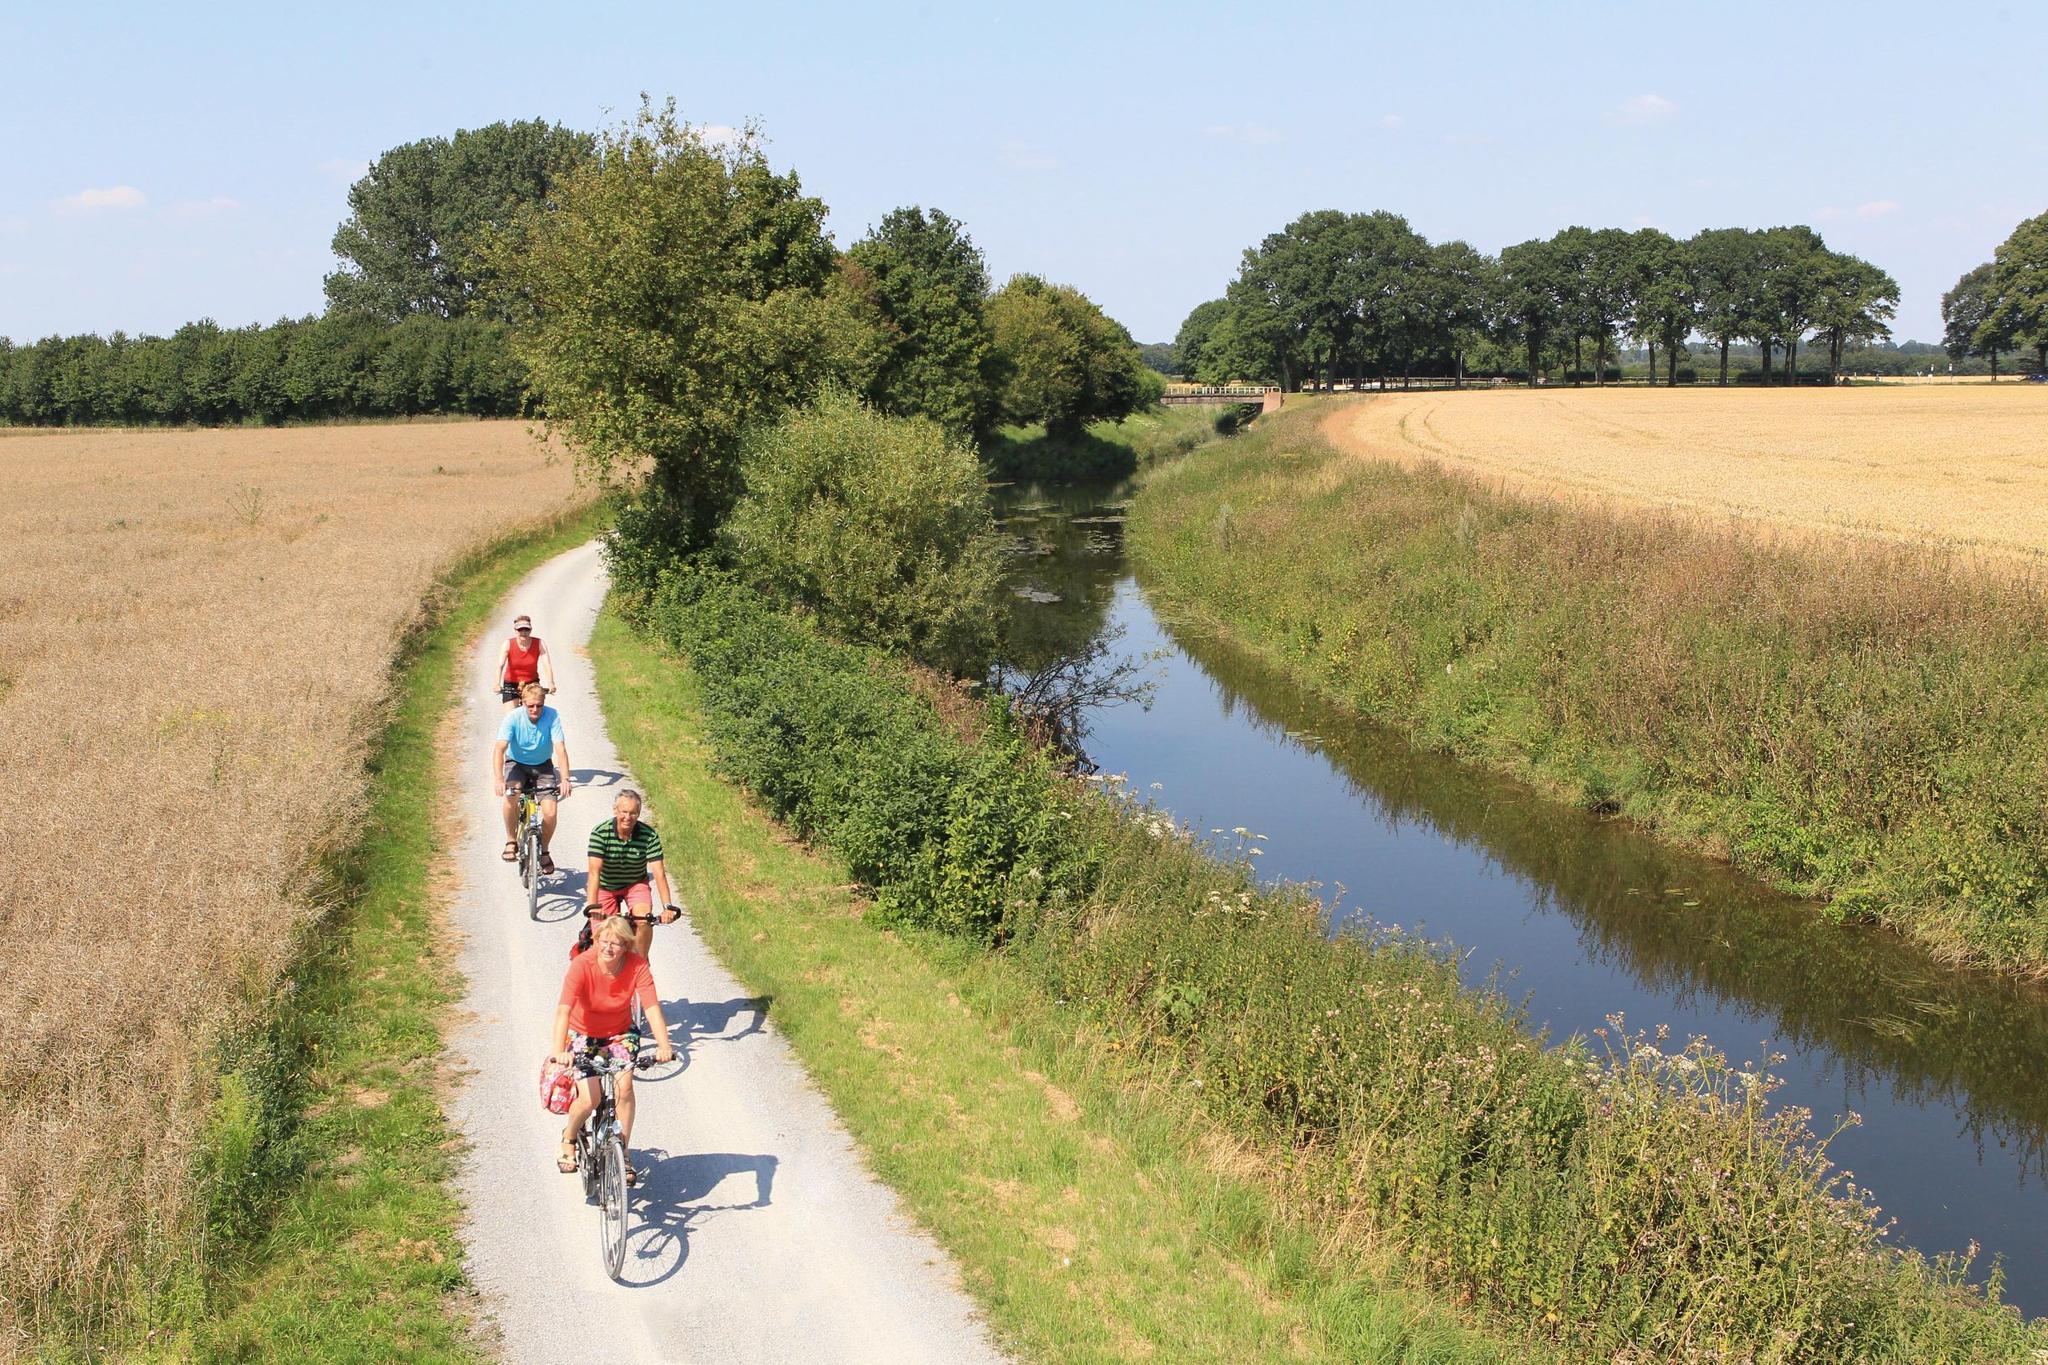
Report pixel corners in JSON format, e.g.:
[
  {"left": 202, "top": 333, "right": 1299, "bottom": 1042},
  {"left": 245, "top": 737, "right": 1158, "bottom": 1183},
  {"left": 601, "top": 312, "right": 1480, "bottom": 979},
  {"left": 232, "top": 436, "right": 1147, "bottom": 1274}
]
[
  {"left": 502, "top": 841, "right": 518, "bottom": 862},
  {"left": 540, "top": 850, "right": 557, "bottom": 876},
  {"left": 623, "top": 1157, "right": 641, "bottom": 1188},
  {"left": 556, "top": 1141, "right": 577, "bottom": 1174}
]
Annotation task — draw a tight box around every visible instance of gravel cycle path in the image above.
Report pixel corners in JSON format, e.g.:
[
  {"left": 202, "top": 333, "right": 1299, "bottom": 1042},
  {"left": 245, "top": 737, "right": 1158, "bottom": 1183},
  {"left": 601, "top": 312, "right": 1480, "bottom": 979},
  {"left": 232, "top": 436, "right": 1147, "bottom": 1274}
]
[{"left": 445, "top": 540, "right": 1005, "bottom": 1364}]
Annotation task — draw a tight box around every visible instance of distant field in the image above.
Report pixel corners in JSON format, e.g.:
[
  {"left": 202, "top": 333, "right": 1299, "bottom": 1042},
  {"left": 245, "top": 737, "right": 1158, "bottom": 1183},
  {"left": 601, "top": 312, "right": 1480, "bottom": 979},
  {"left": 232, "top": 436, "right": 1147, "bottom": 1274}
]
[
  {"left": 0, "top": 422, "right": 580, "bottom": 1339},
  {"left": 1324, "top": 386, "right": 2048, "bottom": 562}
]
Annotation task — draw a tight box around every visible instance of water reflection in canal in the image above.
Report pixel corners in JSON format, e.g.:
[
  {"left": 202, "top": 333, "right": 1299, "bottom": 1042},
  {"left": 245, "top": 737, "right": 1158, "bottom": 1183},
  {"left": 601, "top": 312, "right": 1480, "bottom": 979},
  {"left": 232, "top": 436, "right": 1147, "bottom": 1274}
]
[{"left": 995, "top": 477, "right": 2048, "bottom": 1314}]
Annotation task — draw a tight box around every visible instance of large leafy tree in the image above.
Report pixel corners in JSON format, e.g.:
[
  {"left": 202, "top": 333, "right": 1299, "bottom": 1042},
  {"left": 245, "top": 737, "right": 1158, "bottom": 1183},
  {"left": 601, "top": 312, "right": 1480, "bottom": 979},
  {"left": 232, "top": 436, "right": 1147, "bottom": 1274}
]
[
  {"left": 1494, "top": 237, "right": 1567, "bottom": 385},
  {"left": 1943, "top": 262, "right": 2008, "bottom": 379},
  {"left": 484, "top": 99, "right": 870, "bottom": 565},
  {"left": 1750, "top": 226, "right": 1828, "bottom": 383},
  {"left": 985, "top": 275, "right": 1159, "bottom": 435},
  {"left": 1423, "top": 240, "right": 1494, "bottom": 385},
  {"left": 325, "top": 119, "right": 594, "bottom": 322},
  {"left": 1690, "top": 227, "right": 1757, "bottom": 385},
  {"left": 1809, "top": 253, "right": 1898, "bottom": 382},
  {"left": 1173, "top": 298, "right": 1232, "bottom": 381},
  {"left": 844, "top": 206, "right": 997, "bottom": 435},
  {"left": 1627, "top": 228, "right": 1695, "bottom": 386},
  {"left": 1984, "top": 211, "right": 2048, "bottom": 376},
  {"left": 1227, "top": 209, "right": 1353, "bottom": 391}
]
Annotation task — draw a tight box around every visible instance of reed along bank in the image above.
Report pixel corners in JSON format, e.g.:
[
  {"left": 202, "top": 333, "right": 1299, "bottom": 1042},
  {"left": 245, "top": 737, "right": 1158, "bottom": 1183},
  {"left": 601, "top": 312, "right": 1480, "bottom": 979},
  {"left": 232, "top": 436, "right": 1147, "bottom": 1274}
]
[{"left": 1125, "top": 398, "right": 2048, "bottom": 978}]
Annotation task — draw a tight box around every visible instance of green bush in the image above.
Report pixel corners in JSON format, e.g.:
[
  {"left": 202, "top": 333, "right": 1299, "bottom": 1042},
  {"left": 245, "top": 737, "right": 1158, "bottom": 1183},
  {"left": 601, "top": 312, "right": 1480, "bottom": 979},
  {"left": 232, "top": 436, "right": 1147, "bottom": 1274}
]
[
  {"left": 641, "top": 568, "right": 1077, "bottom": 941},
  {"left": 722, "top": 391, "right": 1005, "bottom": 677},
  {"left": 629, "top": 568, "right": 2042, "bottom": 1359}
]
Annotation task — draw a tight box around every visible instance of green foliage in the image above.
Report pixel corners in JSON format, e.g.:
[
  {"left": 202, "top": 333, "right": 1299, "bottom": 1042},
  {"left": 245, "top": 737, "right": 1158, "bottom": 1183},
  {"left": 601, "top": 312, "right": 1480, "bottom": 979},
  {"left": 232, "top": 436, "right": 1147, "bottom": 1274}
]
[
  {"left": 325, "top": 118, "right": 594, "bottom": 322},
  {"left": 983, "top": 403, "right": 1232, "bottom": 483},
  {"left": 1984, "top": 210, "right": 2048, "bottom": 373},
  {"left": 625, "top": 557, "right": 2041, "bottom": 1359},
  {"left": 985, "top": 274, "right": 1161, "bottom": 436},
  {"left": 638, "top": 570, "right": 1080, "bottom": 942},
  {"left": 486, "top": 98, "right": 866, "bottom": 559},
  {"left": 1172, "top": 298, "right": 1231, "bottom": 380},
  {"left": 1130, "top": 406, "right": 2048, "bottom": 974},
  {"left": 845, "top": 206, "right": 998, "bottom": 435},
  {"left": 722, "top": 390, "right": 1005, "bottom": 676},
  {"left": 0, "top": 314, "right": 525, "bottom": 425}
]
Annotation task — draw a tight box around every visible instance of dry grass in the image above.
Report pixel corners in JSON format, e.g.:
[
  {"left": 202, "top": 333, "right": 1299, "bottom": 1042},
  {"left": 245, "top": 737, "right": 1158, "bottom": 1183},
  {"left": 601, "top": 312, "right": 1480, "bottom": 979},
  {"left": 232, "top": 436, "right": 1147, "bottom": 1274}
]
[
  {"left": 0, "top": 422, "right": 581, "bottom": 1346},
  {"left": 1325, "top": 385, "right": 2048, "bottom": 565}
]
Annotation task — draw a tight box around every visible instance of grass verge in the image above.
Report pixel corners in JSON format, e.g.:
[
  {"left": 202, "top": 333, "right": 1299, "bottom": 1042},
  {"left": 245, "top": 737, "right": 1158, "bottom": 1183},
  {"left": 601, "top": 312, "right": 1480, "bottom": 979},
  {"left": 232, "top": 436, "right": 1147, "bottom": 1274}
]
[
  {"left": 1128, "top": 398, "right": 2048, "bottom": 976},
  {"left": 588, "top": 604, "right": 1520, "bottom": 1364},
  {"left": 120, "top": 505, "right": 604, "bottom": 1363}
]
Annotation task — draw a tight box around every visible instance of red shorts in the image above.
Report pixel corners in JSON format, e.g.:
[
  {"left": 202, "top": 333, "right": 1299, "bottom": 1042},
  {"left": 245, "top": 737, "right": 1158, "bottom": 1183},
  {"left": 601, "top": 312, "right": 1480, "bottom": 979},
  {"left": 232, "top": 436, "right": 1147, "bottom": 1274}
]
[{"left": 595, "top": 882, "right": 653, "bottom": 916}]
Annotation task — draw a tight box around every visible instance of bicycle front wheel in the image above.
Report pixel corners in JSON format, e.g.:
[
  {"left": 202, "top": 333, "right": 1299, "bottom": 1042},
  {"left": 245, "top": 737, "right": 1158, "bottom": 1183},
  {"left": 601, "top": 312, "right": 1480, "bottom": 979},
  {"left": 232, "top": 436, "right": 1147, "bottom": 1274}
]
[
  {"left": 598, "top": 1135, "right": 629, "bottom": 1279},
  {"left": 524, "top": 827, "right": 542, "bottom": 919}
]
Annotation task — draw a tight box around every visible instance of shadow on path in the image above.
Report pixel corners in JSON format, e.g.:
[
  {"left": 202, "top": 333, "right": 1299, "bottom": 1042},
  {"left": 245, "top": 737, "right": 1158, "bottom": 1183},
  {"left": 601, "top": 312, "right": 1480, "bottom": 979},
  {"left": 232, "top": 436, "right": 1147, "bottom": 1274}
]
[
  {"left": 616, "top": 1151, "right": 780, "bottom": 1288},
  {"left": 647, "top": 995, "right": 771, "bottom": 1075}
]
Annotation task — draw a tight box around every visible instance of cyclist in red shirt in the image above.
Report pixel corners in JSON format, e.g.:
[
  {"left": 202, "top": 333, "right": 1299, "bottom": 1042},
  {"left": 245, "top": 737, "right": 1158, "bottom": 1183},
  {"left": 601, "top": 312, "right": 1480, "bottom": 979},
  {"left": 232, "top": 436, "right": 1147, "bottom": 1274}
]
[
  {"left": 497, "top": 614, "right": 557, "bottom": 711},
  {"left": 548, "top": 915, "right": 675, "bottom": 1183}
]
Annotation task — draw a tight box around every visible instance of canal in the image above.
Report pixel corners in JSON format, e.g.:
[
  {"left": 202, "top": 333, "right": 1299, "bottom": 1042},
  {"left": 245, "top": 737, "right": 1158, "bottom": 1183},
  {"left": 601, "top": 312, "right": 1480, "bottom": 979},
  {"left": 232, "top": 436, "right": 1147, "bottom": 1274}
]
[{"left": 995, "top": 476, "right": 2048, "bottom": 1314}]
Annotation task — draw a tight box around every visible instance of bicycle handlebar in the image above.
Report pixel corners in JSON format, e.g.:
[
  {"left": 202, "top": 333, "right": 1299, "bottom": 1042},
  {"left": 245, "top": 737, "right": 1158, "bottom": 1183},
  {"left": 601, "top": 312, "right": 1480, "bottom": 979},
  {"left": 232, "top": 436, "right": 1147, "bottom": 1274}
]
[{"left": 583, "top": 903, "right": 683, "bottom": 926}]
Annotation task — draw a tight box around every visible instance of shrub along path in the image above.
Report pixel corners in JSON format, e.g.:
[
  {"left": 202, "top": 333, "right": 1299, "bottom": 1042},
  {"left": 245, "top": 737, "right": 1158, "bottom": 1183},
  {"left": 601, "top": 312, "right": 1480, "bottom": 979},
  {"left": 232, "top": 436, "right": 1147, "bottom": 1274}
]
[
  {"left": 443, "top": 542, "right": 1001, "bottom": 1364},
  {"left": 590, "top": 595, "right": 1520, "bottom": 1361}
]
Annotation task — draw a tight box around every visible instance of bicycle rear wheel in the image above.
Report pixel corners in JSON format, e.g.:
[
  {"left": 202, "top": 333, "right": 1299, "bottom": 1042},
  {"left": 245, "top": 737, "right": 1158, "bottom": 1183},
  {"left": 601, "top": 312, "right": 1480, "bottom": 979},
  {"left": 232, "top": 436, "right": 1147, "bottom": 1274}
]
[{"left": 598, "top": 1135, "right": 628, "bottom": 1279}]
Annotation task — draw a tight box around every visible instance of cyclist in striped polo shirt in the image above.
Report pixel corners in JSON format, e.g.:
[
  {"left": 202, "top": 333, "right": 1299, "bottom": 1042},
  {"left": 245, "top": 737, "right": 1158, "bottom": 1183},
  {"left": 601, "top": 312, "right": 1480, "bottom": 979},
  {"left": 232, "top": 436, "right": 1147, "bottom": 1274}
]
[{"left": 586, "top": 789, "right": 681, "bottom": 959}]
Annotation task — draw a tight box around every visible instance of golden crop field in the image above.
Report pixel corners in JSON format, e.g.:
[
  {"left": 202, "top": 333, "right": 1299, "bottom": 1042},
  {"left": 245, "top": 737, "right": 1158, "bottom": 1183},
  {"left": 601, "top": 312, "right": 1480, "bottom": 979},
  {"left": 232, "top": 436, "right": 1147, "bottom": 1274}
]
[
  {"left": 1324, "top": 385, "right": 2048, "bottom": 563},
  {"left": 0, "top": 421, "right": 581, "bottom": 1336}
]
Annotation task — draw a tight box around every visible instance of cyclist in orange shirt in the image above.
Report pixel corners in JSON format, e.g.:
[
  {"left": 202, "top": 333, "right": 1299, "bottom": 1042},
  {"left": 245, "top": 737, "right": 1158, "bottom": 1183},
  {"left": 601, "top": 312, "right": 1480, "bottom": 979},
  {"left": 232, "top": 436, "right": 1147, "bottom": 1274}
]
[{"left": 549, "top": 914, "right": 674, "bottom": 1184}]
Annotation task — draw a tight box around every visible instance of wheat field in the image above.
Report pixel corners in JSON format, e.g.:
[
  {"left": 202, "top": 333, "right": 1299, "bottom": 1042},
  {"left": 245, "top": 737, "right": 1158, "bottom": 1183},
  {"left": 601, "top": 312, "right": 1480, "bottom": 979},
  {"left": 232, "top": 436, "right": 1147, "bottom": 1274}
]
[
  {"left": 0, "top": 421, "right": 581, "bottom": 1343},
  {"left": 1323, "top": 385, "right": 2048, "bottom": 563}
]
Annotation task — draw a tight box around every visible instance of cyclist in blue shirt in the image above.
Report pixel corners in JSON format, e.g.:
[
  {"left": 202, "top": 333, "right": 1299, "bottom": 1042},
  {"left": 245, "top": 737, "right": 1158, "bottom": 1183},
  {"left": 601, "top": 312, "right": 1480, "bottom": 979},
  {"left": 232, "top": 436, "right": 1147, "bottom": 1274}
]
[{"left": 492, "top": 681, "right": 573, "bottom": 871}]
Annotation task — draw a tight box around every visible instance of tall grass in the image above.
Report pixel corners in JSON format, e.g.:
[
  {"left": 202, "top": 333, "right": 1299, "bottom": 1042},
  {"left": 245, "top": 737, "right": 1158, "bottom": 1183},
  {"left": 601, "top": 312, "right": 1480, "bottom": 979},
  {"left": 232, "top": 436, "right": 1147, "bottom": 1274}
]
[
  {"left": 0, "top": 424, "right": 579, "bottom": 1350},
  {"left": 1129, "top": 402, "right": 2048, "bottom": 976},
  {"left": 630, "top": 568, "right": 2043, "bottom": 1359}
]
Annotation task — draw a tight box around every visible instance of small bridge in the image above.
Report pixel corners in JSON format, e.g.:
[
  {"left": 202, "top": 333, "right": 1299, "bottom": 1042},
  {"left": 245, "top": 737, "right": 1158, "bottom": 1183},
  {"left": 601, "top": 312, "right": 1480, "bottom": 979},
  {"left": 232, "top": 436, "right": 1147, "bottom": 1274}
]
[{"left": 1160, "top": 385, "right": 1285, "bottom": 415}]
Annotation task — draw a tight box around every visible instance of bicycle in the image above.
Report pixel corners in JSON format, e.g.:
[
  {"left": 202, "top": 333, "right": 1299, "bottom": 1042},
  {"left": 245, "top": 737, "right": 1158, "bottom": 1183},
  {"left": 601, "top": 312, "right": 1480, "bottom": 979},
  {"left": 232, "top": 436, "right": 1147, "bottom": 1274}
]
[
  {"left": 569, "top": 1047, "right": 658, "bottom": 1280},
  {"left": 514, "top": 776, "right": 560, "bottom": 921}
]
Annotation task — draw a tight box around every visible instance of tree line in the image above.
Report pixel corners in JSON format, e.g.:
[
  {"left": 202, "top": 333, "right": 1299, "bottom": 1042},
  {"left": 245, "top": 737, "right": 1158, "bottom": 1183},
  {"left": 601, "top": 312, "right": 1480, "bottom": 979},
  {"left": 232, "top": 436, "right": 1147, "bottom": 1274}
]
[
  {"left": 1942, "top": 212, "right": 2048, "bottom": 379},
  {"left": 2, "top": 113, "right": 1155, "bottom": 435},
  {"left": 1176, "top": 213, "right": 1922, "bottom": 390}
]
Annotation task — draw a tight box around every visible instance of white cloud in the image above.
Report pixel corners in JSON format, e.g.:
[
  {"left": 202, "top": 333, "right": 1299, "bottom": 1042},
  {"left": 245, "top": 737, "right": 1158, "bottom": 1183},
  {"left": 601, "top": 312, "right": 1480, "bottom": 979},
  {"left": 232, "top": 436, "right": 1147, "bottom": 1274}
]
[
  {"left": 698, "top": 123, "right": 742, "bottom": 149},
  {"left": 1000, "top": 139, "right": 1058, "bottom": 170},
  {"left": 1377, "top": 113, "right": 1405, "bottom": 130},
  {"left": 1630, "top": 214, "right": 1656, "bottom": 228},
  {"left": 318, "top": 157, "right": 367, "bottom": 184},
  {"left": 1814, "top": 204, "right": 1842, "bottom": 221},
  {"left": 166, "top": 196, "right": 240, "bottom": 221},
  {"left": 1201, "top": 123, "right": 1283, "bottom": 145},
  {"left": 56, "top": 185, "right": 146, "bottom": 212},
  {"left": 1855, "top": 199, "right": 1900, "bottom": 219},
  {"left": 1607, "top": 93, "right": 1677, "bottom": 125}
]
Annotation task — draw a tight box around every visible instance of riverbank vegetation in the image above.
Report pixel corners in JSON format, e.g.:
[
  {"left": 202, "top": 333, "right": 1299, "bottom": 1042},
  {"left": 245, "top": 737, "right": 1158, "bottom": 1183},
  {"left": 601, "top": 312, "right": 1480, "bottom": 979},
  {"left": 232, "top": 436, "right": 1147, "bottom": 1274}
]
[
  {"left": 0, "top": 422, "right": 582, "bottom": 1353},
  {"left": 1128, "top": 399, "right": 2048, "bottom": 976},
  {"left": 610, "top": 561, "right": 2042, "bottom": 1359},
  {"left": 986, "top": 402, "right": 1233, "bottom": 482},
  {"left": 591, "top": 608, "right": 1522, "bottom": 1363}
]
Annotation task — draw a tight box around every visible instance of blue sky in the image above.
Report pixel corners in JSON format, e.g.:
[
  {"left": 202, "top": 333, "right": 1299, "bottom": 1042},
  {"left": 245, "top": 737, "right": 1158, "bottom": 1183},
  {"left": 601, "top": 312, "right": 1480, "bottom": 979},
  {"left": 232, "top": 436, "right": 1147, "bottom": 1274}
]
[{"left": 4, "top": 1, "right": 2041, "bottom": 345}]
